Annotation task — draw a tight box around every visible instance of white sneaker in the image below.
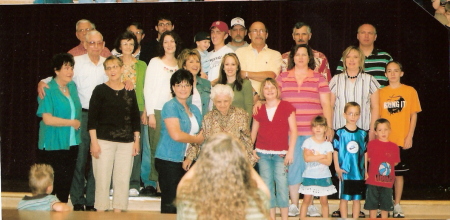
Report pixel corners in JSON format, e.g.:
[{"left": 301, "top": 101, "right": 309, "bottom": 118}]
[
  {"left": 307, "top": 205, "right": 321, "bottom": 217},
  {"left": 393, "top": 204, "right": 405, "bottom": 218},
  {"left": 109, "top": 189, "right": 113, "bottom": 196},
  {"left": 129, "top": 188, "right": 140, "bottom": 197},
  {"left": 288, "top": 204, "right": 300, "bottom": 217}
]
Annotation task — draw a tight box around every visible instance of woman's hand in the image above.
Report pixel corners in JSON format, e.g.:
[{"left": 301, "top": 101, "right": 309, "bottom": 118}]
[
  {"left": 71, "top": 119, "right": 81, "bottom": 130},
  {"left": 194, "top": 130, "right": 204, "bottom": 144},
  {"left": 335, "top": 167, "right": 347, "bottom": 181},
  {"left": 200, "top": 71, "right": 208, "bottom": 79},
  {"left": 148, "top": 114, "right": 156, "bottom": 129},
  {"left": 326, "top": 128, "right": 334, "bottom": 142},
  {"left": 284, "top": 151, "right": 294, "bottom": 166},
  {"left": 182, "top": 159, "right": 193, "bottom": 171},
  {"left": 132, "top": 140, "right": 140, "bottom": 156},
  {"left": 368, "top": 130, "right": 376, "bottom": 141},
  {"left": 37, "top": 81, "right": 49, "bottom": 99},
  {"left": 141, "top": 110, "right": 148, "bottom": 125},
  {"left": 124, "top": 80, "right": 134, "bottom": 91},
  {"left": 90, "top": 141, "right": 101, "bottom": 159},
  {"left": 252, "top": 100, "right": 262, "bottom": 115},
  {"left": 252, "top": 150, "right": 260, "bottom": 163}
]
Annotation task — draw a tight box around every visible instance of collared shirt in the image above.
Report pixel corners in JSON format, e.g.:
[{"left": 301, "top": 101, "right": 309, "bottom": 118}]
[
  {"left": 281, "top": 48, "right": 332, "bottom": 81},
  {"left": 329, "top": 72, "right": 380, "bottom": 130},
  {"left": 206, "top": 45, "right": 234, "bottom": 81},
  {"left": 235, "top": 44, "right": 282, "bottom": 94},
  {"left": 68, "top": 43, "right": 112, "bottom": 58},
  {"left": 73, "top": 54, "right": 108, "bottom": 109},
  {"left": 111, "top": 48, "right": 141, "bottom": 59},
  {"left": 335, "top": 48, "right": 393, "bottom": 87}
]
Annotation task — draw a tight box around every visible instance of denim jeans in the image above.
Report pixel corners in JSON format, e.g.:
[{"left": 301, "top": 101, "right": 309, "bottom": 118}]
[
  {"left": 140, "top": 124, "right": 156, "bottom": 187},
  {"left": 257, "top": 152, "right": 289, "bottom": 208}
]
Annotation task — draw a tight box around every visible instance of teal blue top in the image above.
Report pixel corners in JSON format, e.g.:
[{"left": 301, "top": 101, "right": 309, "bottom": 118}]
[
  {"left": 37, "top": 79, "right": 81, "bottom": 150},
  {"left": 187, "top": 75, "right": 211, "bottom": 116}
]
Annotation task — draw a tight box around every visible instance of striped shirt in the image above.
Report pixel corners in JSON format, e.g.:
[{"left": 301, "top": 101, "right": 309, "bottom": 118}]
[
  {"left": 276, "top": 70, "right": 330, "bottom": 136},
  {"left": 17, "top": 194, "right": 59, "bottom": 211},
  {"left": 329, "top": 73, "right": 380, "bottom": 130},
  {"left": 336, "top": 48, "right": 393, "bottom": 87}
]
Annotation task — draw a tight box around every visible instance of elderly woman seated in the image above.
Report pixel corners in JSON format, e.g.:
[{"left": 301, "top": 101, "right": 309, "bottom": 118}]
[{"left": 198, "top": 84, "right": 256, "bottom": 166}]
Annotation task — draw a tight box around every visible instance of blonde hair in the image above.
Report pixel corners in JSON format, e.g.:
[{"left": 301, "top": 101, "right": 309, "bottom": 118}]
[
  {"left": 259, "top": 78, "right": 280, "bottom": 100},
  {"left": 177, "top": 49, "right": 202, "bottom": 76},
  {"left": 29, "top": 164, "right": 54, "bottom": 195},
  {"left": 176, "top": 133, "right": 269, "bottom": 219},
  {"left": 342, "top": 46, "right": 365, "bottom": 74}
]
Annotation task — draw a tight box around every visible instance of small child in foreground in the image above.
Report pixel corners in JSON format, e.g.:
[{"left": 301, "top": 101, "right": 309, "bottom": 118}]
[
  {"left": 299, "top": 115, "right": 337, "bottom": 218},
  {"left": 17, "top": 164, "right": 71, "bottom": 211},
  {"left": 364, "top": 118, "right": 400, "bottom": 218}
]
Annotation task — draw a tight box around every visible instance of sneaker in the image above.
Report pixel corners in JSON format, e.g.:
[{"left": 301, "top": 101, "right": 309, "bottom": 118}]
[
  {"left": 109, "top": 189, "right": 113, "bottom": 196},
  {"left": 129, "top": 188, "right": 140, "bottom": 197},
  {"left": 307, "top": 205, "right": 321, "bottom": 217},
  {"left": 288, "top": 204, "right": 300, "bottom": 217},
  {"left": 393, "top": 204, "right": 405, "bottom": 218}
]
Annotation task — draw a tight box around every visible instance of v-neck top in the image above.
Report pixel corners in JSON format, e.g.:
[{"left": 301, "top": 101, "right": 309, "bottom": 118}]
[{"left": 253, "top": 100, "right": 295, "bottom": 153}]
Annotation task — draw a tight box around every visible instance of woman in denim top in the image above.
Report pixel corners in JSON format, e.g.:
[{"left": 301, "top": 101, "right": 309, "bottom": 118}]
[{"left": 155, "top": 69, "right": 204, "bottom": 213}]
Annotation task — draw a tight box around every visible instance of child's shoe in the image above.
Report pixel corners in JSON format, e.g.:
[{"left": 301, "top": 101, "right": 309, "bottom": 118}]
[
  {"left": 288, "top": 204, "right": 300, "bottom": 217},
  {"left": 307, "top": 205, "right": 321, "bottom": 217},
  {"left": 393, "top": 204, "right": 405, "bottom": 218}
]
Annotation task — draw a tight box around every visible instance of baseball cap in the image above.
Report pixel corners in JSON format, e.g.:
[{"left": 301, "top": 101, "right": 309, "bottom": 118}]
[
  {"left": 231, "top": 17, "right": 245, "bottom": 28},
  {"left": 210, "top": 21, "right": 229, "bottom": 32},
  {"left": 194, "top": 31, "right": 211, "bottom": 42}
]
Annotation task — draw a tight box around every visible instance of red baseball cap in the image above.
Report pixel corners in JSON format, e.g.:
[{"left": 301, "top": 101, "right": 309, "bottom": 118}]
[{"left": 210, "top": 21, "right": 229, "bottom": 32}]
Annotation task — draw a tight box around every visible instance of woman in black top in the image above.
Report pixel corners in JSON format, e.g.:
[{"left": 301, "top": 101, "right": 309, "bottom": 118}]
[{"left": 88, "top": 56, "right": 140, "bottom": 212}]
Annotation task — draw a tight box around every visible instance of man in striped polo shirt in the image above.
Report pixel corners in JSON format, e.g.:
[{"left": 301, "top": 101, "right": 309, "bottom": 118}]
[{"left": 335, "top": 23, "right": 393, "bottom": 87}]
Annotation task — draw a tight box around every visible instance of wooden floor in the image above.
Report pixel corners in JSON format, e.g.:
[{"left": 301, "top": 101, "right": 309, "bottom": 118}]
[{"left": 2, "top": 192, "right": 450, "bottom": 219}]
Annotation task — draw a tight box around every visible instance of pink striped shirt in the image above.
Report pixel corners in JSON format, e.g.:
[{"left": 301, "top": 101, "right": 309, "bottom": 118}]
[{"left": 276, "top": 70, "right": 330, "bottom": 135}]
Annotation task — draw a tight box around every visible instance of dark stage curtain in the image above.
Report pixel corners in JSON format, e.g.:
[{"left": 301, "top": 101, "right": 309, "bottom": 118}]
[{"left": 1, "top": 1, "right": 448, "bottom": 187}]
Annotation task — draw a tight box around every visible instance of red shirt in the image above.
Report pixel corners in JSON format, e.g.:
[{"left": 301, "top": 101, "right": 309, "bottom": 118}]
[
  {"left": 253, "top": 100, "right": 295, "bottom": 152},
  {"left": 366, "top": 139, "right": 400, "bottom": 188}
]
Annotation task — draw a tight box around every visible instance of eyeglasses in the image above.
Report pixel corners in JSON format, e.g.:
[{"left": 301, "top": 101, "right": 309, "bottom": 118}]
[
  {"left": 87, "top": 41, "right": 103, "bottom": 47},
  {"left": 250, "top": 29, "right": 267, "bottom": 34},
  {"left": 174, "top": 84, "right": 192, "bottom": 89},
  {"left": 158, "top": 23, "right": 172, "bottom": 27},
  {"left": 105, "top": 65, "right": 120, "bottom": 71},
  {"left": 77, "top": 28, "right": 95, "bottom": 33}
]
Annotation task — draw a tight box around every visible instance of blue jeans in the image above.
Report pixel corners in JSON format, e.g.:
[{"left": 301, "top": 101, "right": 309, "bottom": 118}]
[
  {"left": 140, "top": 124, "right": 156, "bottom": 188},
  {"left": 257, "top": 152, "right": 289, "bottom": 208},
  {"left": 287, "top": 135, "right": 311, "bottom": 186},
  {"left": 70, "top": 111, "right": 95, "bottom": 206}
]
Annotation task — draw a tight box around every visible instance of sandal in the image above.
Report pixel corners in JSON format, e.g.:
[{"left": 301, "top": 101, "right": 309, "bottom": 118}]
[
  {"left": 359, "top": 211, "right": 366, "bottom": 218},
  {"left": 331, "top": 210, "right": 341, "bottom": 217}
]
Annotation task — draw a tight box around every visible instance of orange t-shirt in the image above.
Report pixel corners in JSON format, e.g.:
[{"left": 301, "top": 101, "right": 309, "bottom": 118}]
[{"left": 379, "top": 84, "right": 421, "bottom": 146}]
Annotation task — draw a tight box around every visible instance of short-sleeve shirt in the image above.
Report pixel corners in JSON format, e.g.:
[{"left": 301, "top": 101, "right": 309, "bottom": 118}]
[
  {"left": 17, "top": 194, "right": 59, "bottom": 211},
  {"left": 333, "top": 126, "right": 368, "bottom": 180},
  {"left": 236, "top": 44, "right": 282, "bottom": 94},
  {"left": 276, "top": 70, "right": 330, "bottom": 135},
  {"left": 329, "top": 72, "right": 380, "bottom": 130},
  {"left": 301, "top": 137, "right": 334, "bottom": 178},
  {"left": 281, "top": 48, "right": 332, "bottom": 81},
  {"left": 379, "top": 84, "right": 421, "bottom": 147},
  {"left": 366, "top": 139, "right": 400, "bottom": 188},
  {"left": 206, "top": 45, "right": 234, "bottom": 81}
]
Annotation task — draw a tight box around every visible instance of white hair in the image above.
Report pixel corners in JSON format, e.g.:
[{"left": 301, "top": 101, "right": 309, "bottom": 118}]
[
  {"left": 85, "top": 30, "right": 103, "bottom": 42},
  {"left": 210, "top": 84, "right": 234, "bottom": 100},
  {"left": 76, "top": 19, "right": 95, "bottom": 31}
]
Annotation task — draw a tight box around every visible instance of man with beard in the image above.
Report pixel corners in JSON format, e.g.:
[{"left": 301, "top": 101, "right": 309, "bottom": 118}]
[
  {"left": 281, "top": 22, "right": 331, "bottom": 81},
  {"left": 226, "top": 17, "right": 249, "bottom": 51}
]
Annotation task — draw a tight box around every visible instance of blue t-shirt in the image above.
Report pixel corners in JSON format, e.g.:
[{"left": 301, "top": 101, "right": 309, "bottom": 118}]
[
  {"left": 333, "top": 126, "right": 367, "bottom": 180},
  {"left": 17, "top": 194, "right": 59, "bottom": 211}
]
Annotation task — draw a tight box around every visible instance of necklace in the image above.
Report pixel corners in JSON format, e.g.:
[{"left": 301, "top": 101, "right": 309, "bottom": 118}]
[
  {"left": 347, "top": 73, "right": 359, "bottom": 79},
  {"left": 59, "top": 85, "right": 67, "bottom": 93}
]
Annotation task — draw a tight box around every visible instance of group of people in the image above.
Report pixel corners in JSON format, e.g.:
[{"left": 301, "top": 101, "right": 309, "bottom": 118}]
[{"left": 19, "top": 15, "right": 421, "bottom": 219}]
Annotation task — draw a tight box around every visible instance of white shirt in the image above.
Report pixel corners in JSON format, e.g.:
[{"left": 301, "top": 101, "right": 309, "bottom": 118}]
[
  {"left": 144, "top": 57, "right": 178, "bottom": 115},
  {"left": 72, "top": 54, "right": 107, "bottom": 109},
  {"left": 206, "top": 45, "right": 234, "bottom": 81}
]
